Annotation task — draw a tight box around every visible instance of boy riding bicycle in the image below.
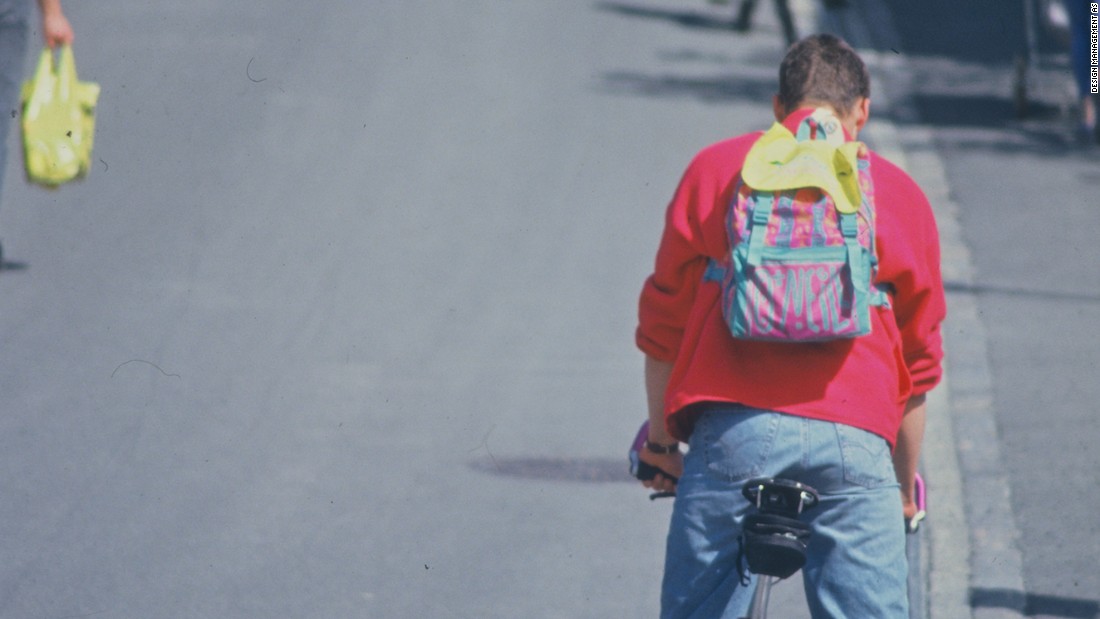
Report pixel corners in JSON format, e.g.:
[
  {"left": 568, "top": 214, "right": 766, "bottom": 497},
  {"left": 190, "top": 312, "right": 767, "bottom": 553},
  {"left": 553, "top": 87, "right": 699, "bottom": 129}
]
[{"left": 634, "top": 35, "right": 945, "bottom": 618}]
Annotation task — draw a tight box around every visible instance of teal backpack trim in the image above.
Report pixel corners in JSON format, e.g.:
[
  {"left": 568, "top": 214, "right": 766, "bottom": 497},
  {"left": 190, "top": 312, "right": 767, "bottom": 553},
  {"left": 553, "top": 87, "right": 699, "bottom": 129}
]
[{"left": 704, "top": 113, "right": 889, "bottom": 342}]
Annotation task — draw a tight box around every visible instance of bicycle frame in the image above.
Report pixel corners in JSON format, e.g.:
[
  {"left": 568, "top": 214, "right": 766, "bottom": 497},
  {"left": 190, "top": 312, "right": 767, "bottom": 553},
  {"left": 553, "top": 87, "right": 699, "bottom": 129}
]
[{"left": 744, "top": 575, "right": 780, "bottom": 619}]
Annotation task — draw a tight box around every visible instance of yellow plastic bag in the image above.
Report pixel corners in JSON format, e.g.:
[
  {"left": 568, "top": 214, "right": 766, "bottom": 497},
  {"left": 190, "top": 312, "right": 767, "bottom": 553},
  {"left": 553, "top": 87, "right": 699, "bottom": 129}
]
[{"left": 20, "top": 45, "right": 100, "bottom": 188}]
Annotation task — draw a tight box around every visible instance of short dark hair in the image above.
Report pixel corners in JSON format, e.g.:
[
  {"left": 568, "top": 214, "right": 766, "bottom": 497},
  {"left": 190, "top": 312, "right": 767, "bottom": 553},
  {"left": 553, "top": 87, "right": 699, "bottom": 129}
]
[{"left": 777, "top": 34, "right": 870, "bottom": 115}]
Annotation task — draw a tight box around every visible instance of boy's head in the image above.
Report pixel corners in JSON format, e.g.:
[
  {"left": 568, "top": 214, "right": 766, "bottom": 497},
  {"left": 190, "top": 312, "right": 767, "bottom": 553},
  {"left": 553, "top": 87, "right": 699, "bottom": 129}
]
[{"left": 773, "top": 34, "right": 871, "bottom": 136}]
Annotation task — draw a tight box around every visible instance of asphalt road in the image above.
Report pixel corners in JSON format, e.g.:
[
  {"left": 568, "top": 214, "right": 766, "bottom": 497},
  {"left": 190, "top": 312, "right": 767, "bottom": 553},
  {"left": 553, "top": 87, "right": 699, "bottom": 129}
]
[
  {"left": 0, "top": 1, "right": 798, "bottom": 617},
  {"left": 4, "top": 1, "right": 1096, "bottom": 618}
]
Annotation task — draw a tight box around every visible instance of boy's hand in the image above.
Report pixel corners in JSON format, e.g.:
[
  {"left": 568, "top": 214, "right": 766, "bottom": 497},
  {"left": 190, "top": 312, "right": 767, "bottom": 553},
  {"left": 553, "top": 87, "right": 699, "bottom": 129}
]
[
  {"left": 638, "top": 446, "right": 683, "bottom": 495},
  {"left": 901, "top": 495, "right": 920, "bottom": 521}
]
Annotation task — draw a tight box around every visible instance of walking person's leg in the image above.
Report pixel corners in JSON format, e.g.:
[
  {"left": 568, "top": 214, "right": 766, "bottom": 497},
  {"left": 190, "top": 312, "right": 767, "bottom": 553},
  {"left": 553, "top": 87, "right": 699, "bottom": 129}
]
[
  {"left": 773, "top": 0, "right": 797, "bottom": 47},
  {"left": 735, "top": 0, "right": 758, "bottom": 32},
  {"left": 0, "top": 0, "right": 32, "bottom": 258}
]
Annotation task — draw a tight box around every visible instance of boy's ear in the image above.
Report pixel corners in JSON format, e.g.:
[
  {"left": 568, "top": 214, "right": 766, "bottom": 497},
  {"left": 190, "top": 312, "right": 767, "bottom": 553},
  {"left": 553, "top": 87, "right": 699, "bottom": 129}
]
[
  {"left": 773, "top": 95, "right": 787, "bottom": 122},
  {"left": 853, "top": 97, "right": 871, "bottom": 131}
]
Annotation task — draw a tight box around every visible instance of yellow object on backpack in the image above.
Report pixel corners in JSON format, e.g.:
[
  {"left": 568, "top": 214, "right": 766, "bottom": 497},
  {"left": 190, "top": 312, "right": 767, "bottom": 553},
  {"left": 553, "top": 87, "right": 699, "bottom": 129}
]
[
  {"left": 740, "top": 109, "right": 865, "bottom": 215},
  {"left": 20, "top": 45, "right": 100, "bottom": 188}
]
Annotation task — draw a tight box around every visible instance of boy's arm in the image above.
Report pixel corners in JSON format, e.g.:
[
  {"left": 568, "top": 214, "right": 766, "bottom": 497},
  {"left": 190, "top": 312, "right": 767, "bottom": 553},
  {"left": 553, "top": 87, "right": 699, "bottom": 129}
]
[
  {"left": 639, "top": 356, "right": 682, "bottom": 494},
  {"left": 893, "top": 394, "right": 926, "bottom": 519},
  {"left": 37, "top": 0, "right": 74, "bottom": 48}
]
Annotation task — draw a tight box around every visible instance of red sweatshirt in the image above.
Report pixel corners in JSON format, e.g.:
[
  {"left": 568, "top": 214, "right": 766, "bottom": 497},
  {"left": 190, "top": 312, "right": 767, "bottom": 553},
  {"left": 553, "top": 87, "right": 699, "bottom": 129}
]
[{"left": 636, "top": 109, "right": 946, "bottom": 446}]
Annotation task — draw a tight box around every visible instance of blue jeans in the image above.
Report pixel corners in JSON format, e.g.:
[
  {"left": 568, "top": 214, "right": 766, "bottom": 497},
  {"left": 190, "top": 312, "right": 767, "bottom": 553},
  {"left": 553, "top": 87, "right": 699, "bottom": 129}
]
[{"left": 661, "top": 406, "right": 908, "bottom": 618}]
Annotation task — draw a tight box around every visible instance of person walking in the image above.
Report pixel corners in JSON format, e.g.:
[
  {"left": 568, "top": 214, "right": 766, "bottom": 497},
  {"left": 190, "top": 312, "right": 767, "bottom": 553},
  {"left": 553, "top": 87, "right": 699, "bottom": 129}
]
[
  {"left": 1065, "top": 0, "right": 1099, "bottom": 143},
  {"left": 0, "top": 0, "right": 73, "bottom": 265},
  {"left": 634, "top": 34, "right": 946, "bottom": 618}
]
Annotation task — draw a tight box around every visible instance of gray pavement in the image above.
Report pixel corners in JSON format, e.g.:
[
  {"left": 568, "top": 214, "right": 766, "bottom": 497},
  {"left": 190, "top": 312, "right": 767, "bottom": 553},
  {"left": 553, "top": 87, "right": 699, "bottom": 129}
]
[{"left": 0, "top": 1, "right": 790, "bottom": 617}]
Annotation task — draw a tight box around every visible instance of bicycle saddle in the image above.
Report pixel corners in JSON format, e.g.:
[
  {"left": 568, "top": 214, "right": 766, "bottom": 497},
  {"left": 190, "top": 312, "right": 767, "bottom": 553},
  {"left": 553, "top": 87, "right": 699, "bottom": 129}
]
[
  {"left": 738, "top": 478, "right": 820, "bottom": 580},
  {"left": 742, "top": 477, "right": 819, "bottom": 515}
]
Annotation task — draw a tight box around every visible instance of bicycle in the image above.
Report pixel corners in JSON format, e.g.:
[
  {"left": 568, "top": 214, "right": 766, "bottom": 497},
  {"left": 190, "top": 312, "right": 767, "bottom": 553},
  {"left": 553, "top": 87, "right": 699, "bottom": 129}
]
[{"left": 629, "top": 421, "right": 928, "bottom": 618}]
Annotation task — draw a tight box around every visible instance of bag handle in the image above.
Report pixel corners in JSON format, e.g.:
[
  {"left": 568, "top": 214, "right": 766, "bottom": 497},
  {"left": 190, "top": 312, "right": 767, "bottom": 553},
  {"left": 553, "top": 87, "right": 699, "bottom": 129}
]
[{"left": 56, "top": 45, "right": 78, "bottom": 101}]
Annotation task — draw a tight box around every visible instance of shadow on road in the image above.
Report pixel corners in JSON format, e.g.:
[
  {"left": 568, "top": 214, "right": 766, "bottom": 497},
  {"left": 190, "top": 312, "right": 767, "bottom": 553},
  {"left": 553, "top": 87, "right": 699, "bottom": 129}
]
[
  {"left": 912, "top": 93, "right": 1061, "bottom": 129},
  {"left": 972, "top": 587, "right": 1100, "bottom": 619},
  {"left": 0, "top": 260, "right": 29, "bottom": 273},
  {"left": 599, "top": 70, "right": 776, "bottom": 105},
  {"left": 896, "top": 84, "right": 1087, "bottom": 159},
  {"left": 595, "top": 1, "right": 736, "bottom": 32},
  {"left": 868, "top": 0, "right": 1089, "bottom": 157},
  {"left": 875, "top": 0, "right": 1032, "bottom": 65},
  {"left": 471, "top": 456, "right": 633, "bottom": 483},
  {"left": 944, "top": 281, "right": 1100, "bottom": 305}
]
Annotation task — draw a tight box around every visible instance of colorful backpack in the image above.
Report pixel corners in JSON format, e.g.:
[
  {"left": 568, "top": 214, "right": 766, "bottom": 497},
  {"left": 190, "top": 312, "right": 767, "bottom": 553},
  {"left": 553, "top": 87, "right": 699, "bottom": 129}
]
[{"left": 703, "top": 109, "right": 887, "bottom": 342}]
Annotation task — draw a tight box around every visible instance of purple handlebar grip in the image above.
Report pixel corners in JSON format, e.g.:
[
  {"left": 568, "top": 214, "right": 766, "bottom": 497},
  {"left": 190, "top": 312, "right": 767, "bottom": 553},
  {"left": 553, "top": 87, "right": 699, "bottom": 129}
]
[
  {"left": 914, "top": 472, "right": 926, "bottom": 512},
  {"left": 632, "top": 421, "right": 649, "bottom": 454}
]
